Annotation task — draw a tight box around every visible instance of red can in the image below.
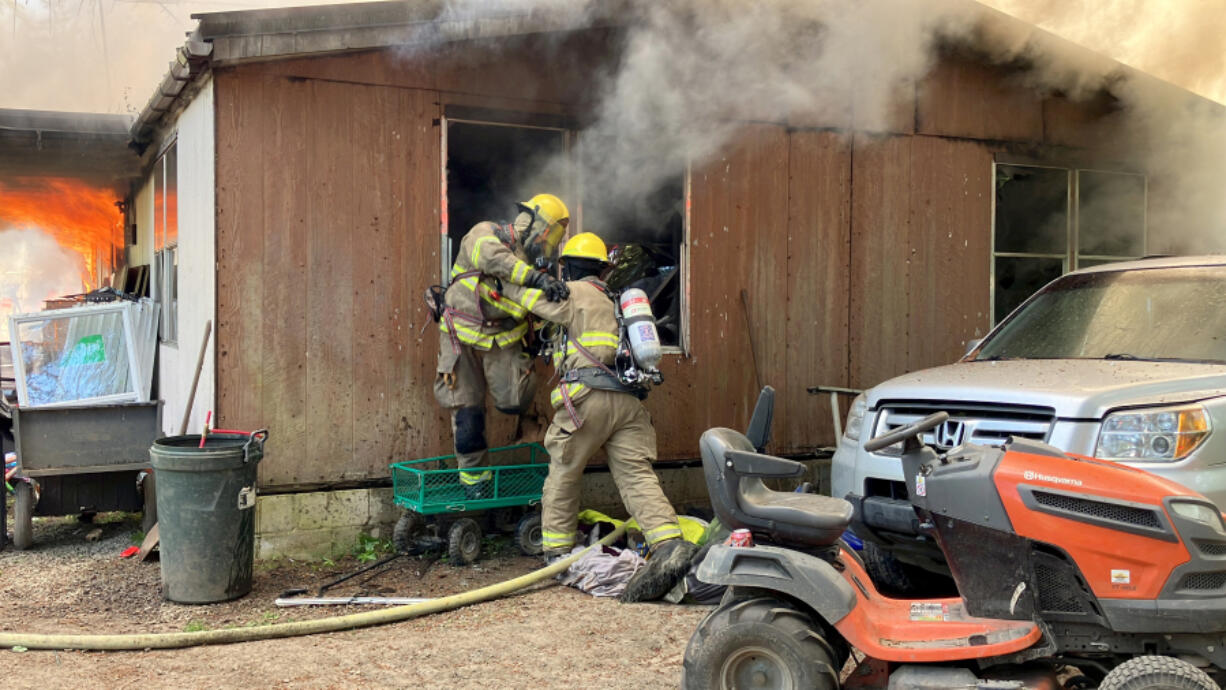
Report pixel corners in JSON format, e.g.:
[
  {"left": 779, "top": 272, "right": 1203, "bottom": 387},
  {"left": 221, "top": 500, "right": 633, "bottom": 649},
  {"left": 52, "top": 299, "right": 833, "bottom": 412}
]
[{"left": 726, "top": 528, "right": 754, "bottom": 548}]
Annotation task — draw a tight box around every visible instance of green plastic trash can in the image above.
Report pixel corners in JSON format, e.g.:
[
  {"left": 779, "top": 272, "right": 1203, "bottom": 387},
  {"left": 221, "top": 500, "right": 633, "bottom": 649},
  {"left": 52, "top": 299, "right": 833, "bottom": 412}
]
[{"left": 149, "top": 430, "right": 268, "bottom": 604}]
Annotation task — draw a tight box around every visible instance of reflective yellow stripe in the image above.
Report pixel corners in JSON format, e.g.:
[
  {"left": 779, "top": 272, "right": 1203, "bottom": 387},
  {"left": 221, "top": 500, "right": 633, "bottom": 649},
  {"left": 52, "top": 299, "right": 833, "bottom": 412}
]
[
  {"left": 493, "top": 321, "right": 529, "bottom": 348},
  {"left": 472, "top": 235, "right": 502, "bottom": 267},
  {"left": 644, "top": 524, "right": 683, "bottom": 545},
  {"left": 541, "top": 530, "right": 576, "bottom": 547},
  {"left": 523, "top": 288, "right": 544, "bottom": 310},
  {"left": 460, "top": 276, "right": 478, "bottom": 291},
  {"left": 479, "top": 285, "right": 526, "bottom": 318},
  {"left": 450, "top": 264, "right": 464, "bottom": 278},
  {"left": 440, "top": 321, "right": 495, "bottom": 349},
  {"left": 511, "top": 262, "right": 530, "bottom": 284},
  {"left": 550, "top": 382, "right": 586, "bottom": 407},
  {"left": 459, "top": 470, "right": 492, "bottom": 485}
]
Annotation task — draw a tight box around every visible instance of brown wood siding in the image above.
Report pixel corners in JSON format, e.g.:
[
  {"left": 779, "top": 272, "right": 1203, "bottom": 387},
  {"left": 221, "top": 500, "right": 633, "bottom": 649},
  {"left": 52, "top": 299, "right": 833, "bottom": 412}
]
[
  {"left": 782, "top": 130, "right": 852, "bottom": 445},
  {"left": 917, "top": 57, "right": 1044, "bottom": 143},
  {"left": 216, "top": 68, "right": 448, "bottom": 487}
]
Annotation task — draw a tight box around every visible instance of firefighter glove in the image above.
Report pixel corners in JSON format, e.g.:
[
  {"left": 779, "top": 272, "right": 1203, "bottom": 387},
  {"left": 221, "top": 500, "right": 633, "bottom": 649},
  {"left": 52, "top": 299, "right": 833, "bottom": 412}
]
[{"left": 544, "top": 276, "right": 570, "bottom": 302}]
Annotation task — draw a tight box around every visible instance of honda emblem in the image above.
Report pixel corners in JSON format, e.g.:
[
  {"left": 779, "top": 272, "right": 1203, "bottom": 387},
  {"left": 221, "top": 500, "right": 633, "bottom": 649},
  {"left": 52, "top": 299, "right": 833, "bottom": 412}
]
[{"left": 933, "top": 420, "right": 966, "bottom": 449}]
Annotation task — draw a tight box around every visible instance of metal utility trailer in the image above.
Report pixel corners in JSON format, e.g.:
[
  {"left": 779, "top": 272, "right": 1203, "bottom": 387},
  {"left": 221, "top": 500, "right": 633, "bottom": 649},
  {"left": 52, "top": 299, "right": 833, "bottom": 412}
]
[
  {"left": 0, "top": 399, "right": 161, "bottom": 549},
  {"left": 389, "top": 443, "right": 549, "bottom": 564}
]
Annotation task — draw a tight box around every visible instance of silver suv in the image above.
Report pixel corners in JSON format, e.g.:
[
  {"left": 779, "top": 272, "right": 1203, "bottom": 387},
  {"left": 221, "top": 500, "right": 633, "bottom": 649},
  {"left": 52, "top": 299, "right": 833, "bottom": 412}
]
[{"left": 833, "top": 256, "right": 1226, "bottom": 586}]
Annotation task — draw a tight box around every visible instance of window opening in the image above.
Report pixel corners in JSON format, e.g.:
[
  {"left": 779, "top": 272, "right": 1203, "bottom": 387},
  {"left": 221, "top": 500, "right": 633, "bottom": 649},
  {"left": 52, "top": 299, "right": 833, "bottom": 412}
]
[
  {"left": 598, "top": 173, "right": 688, "bottom": 350},
  {"left": 992, "top": 163, "right": 1145, "bottom": 323}
]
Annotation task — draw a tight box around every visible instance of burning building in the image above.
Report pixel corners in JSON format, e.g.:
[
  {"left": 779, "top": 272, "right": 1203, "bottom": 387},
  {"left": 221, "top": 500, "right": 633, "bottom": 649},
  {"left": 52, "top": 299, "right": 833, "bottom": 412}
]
[
  {"left": 0, "top": 109, "right": 135, "bottom": 339},
  {"left": 111, "top": 0, "right": 1226, "bottom": 554}
]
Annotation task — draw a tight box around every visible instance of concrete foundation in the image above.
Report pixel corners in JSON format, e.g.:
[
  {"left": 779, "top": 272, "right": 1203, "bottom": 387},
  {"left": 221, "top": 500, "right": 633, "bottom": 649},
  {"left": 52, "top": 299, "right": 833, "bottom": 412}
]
[{"left": 254, "top": 457, "right": 831, "bottom": 560}]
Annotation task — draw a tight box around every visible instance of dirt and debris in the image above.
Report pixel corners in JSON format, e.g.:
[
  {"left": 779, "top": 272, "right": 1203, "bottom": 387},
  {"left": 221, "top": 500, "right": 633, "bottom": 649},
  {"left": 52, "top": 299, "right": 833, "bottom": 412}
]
[{"left": 0, "top": 508, "right": 709, "bottom": 689}]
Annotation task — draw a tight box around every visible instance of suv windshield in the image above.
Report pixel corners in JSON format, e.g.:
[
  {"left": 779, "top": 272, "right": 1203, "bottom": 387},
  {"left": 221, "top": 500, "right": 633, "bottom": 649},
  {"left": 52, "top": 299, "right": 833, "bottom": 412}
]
[{"left": 976, "top": 265, "right": 1226, "bottom": 364}]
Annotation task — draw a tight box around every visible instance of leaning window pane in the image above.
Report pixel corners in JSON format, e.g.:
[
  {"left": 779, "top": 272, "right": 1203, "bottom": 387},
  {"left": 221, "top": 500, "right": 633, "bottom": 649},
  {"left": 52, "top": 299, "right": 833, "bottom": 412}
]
[
  {"left": 994, "top": 165, "right": 1068, "bottom": 254},
  {"left": 1078, "top": 171, "right": 1145, "bottom": 257},
  {"left": 15, "top": 311, "right": 134, "bottom": 406}
]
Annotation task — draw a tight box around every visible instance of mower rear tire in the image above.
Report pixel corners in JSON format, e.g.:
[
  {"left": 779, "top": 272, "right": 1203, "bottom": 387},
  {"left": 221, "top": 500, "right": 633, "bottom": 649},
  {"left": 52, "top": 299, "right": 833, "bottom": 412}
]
[
  {"left": 447, "top": 518, "right": 482, "bottom": 565},
  {"left": 862, "top": 541, "right": 944, "bottom": 597},
  {"left": 515, "top": 512, "right": 543, "bottom": 556},
  {"left": 392, "top": 511, "right": 424, "bottom": 554},
  {"left": 1099, "top": 656, "right": 1218, "bottom": 690},
  {"left": 682, "top": 597, "right": 839, "bottom": 690}
]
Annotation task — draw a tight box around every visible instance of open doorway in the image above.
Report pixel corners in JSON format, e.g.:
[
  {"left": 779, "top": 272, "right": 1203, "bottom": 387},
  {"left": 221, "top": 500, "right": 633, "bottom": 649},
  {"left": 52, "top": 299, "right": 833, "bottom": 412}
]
[{"left": 442, "top": 117, "right": 569, "bottom": 277}]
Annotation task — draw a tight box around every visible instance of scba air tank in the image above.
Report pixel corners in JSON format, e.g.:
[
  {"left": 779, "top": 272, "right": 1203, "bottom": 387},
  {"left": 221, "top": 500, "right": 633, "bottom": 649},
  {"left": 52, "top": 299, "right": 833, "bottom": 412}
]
[{"left": 619, "top": 288, "right": 663, "bottom": 370}]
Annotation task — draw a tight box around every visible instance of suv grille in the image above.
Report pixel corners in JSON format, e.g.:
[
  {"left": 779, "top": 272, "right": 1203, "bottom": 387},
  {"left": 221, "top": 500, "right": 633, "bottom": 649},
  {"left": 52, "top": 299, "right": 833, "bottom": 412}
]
[{"left": 875, "top": 402, "right": 1056, "bottom": 450}]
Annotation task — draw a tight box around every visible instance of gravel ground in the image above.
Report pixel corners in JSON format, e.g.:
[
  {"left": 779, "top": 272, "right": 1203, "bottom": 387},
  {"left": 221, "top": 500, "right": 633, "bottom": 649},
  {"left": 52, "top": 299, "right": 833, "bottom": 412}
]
[{"left": 0, "top": 508, "right": 710, "bottom": 689}]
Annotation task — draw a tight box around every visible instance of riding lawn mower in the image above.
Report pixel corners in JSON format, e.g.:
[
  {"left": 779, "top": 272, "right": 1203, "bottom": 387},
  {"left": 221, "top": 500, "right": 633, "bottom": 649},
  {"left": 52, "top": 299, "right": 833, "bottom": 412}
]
[{"left": 683, "top": 387, "right": 1226, "bottom": 689}]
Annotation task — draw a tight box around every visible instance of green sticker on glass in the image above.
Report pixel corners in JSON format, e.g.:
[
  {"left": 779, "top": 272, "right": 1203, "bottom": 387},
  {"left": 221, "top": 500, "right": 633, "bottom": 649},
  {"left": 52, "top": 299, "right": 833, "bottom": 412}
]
[{"left": 64, "top": 334, "right": 106, "bottom": 366}]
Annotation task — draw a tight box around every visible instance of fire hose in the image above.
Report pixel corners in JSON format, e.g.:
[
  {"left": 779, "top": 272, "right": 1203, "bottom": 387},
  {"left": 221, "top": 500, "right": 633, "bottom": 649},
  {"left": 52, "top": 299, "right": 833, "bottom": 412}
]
[{"left": 0, "top": 523, "right": 626, "bottom": 651}]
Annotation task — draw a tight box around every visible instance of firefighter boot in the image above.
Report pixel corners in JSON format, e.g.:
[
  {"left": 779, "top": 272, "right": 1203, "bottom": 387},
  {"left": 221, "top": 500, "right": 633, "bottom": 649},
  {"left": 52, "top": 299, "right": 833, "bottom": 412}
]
[{"left": 619, "top": 538, "right": 698, "bottom": 603}]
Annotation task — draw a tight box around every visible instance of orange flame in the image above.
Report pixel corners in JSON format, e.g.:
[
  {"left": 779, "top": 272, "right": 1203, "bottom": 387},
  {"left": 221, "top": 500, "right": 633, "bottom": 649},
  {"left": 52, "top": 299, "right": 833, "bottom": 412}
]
[{"left": 0, "top": 177, "right": 123, "bottom": 289}]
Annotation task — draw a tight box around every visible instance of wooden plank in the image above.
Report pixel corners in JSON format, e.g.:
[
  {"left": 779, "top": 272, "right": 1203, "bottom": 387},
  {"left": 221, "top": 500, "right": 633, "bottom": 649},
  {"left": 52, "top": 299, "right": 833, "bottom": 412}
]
[
  {"left": 681, "top": 124, "right": 790, "bottom": 455},
  {"left": 399, "top": 90, "right": 450, "bottom": 461},
  {"left": 259, "top": 76, "right": 310, "bottom": 487},
  {"left": 848, "top": 132, "right": 912, "bottom": 390},
  {"left": 214, "top": 68, "right": 265, "bottom": 433},
  {"left": 783, "top": 130, "right": 852, "bottom": 450},
  {"left": 916, "top": 56, "right": 1043, "bottom": 143},
  {"left": 905, "top": 136, "right": 993, "bottom": 371},
  {"left": 300, "top": 80, "right": 356, "bottom": 486}
]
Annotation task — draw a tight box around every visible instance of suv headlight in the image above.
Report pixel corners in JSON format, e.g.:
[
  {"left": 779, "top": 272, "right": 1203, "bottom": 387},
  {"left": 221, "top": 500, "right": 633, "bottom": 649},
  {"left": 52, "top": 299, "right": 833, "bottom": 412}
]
[
  {"left": 1095, "top": 404, "right": 1211, "bottom": 462},
  {"left": 843, "top": 394, "right": 867, "bottom": 442}
]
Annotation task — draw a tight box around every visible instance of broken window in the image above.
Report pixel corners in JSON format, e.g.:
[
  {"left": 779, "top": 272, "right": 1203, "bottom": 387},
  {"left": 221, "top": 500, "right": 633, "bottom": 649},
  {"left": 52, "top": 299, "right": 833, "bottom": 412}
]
[
  {"left": 992, "top": 163, "right": 1145, "bottom": 323},
  {"left": 442, "top": 115, "right": 569, "bottom": 278},
  {"left": 598, "top": 174, "right": 687, "bottom": 350},
  {"left": 153, "top": 142, "right": 178, "bottom": 344}
]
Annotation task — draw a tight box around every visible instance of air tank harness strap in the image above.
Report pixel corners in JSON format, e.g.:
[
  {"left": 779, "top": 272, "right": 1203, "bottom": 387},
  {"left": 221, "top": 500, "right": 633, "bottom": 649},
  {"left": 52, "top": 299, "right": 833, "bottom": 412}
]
[
  {"left": 556, "top": 333, "right": 623, "bottom": 430},
  {"left": 441, "top": 270, "right": 514, "bottom": 354}
]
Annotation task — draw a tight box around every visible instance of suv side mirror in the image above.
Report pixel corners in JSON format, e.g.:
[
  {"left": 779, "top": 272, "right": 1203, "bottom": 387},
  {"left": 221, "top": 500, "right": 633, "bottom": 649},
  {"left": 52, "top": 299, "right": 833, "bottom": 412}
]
[{"left": 746, "top": 386, "right": 775, "bottom": 452}]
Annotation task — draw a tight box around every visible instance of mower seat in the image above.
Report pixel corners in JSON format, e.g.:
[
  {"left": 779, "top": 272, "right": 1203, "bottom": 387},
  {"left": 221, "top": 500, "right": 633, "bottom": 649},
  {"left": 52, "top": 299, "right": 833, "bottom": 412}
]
[{"left": 701, "top": 427, "right": 854, "bottom": 548}]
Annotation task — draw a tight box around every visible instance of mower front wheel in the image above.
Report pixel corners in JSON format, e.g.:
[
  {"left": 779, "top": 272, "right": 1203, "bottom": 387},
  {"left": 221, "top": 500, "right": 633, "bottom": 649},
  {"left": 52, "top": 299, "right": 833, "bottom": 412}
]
[
  {"left": 682, "top": 597, "right": 840, "bottom": 690},
  {"left": 1099, "top": 656, "right": 1218, "bottom": 690}
]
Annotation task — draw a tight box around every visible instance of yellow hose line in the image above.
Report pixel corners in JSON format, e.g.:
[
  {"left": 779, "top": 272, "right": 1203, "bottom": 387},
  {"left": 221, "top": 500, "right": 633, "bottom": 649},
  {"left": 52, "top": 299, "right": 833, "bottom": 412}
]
[{"left": 0, "top": 524, "right": 626, "bottom": 651}]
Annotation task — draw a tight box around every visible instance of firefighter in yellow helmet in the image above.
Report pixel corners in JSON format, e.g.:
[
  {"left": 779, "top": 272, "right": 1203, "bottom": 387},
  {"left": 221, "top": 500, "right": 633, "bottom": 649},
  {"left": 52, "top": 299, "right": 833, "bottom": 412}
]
[
  {"left": 434, "top": 193, "right": 571, "bottom": 498},
  {"left": 500, "top": 232, "right": 695, "bottom": 602}
]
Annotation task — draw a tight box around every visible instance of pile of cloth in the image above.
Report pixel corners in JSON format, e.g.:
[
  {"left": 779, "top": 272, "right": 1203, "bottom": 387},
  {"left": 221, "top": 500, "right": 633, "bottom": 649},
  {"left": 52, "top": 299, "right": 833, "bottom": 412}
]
[{"left": 556, "top": 510, "right": 729, "bottom": 604}]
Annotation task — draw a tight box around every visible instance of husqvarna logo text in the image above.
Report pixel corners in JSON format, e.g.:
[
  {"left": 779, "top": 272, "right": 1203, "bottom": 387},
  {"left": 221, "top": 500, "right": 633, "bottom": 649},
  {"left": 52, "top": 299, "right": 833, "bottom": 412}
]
[{"left": 1023, "top": 470, "right": 1083, "bottom": 487}]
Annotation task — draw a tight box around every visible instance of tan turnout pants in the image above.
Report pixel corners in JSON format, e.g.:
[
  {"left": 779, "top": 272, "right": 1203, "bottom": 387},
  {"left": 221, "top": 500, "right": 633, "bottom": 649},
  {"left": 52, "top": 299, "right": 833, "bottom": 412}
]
[
  {"left": 541, "top": 388, "right": 682, "bottom": 553},
  {"left": 434, "top": 332, "right": 537, "bottom": 474}
]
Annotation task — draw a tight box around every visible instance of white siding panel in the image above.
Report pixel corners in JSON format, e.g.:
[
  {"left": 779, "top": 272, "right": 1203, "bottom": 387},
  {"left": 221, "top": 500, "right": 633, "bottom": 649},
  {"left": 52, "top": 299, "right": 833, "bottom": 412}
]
[{"left": 159, "top": 78, "right": 216, "bottom": 436}]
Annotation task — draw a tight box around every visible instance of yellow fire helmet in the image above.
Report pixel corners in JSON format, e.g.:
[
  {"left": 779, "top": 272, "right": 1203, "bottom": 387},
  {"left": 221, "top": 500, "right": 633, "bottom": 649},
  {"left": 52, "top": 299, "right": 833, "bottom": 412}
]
[
  {"left": 560, "top": 232, "right": 610, "bottom": 263},
  {"left": 517, "top": 193, "right": 570, "bottom": 255}
]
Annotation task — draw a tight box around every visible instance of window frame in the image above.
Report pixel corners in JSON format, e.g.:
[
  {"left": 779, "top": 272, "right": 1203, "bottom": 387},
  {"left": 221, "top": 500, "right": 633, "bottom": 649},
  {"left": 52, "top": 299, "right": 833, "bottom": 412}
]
[
  {"left": 990, "top": 160, "right": 1147, "bottom": 324},
  {"left": 153, "top": 139, "right": 179, "bottom": 345}
]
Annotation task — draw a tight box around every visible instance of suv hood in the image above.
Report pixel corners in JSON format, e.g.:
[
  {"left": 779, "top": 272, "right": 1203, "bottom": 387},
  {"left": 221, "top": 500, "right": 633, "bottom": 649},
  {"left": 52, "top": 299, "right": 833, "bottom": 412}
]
[{"left": 869, "top": 360, "right": 1226, "bottom": 419}]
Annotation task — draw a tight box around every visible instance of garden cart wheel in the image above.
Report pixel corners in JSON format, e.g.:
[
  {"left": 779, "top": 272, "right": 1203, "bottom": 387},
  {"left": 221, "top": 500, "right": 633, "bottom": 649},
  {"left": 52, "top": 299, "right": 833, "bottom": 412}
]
[
  {"left": 13, "top": 481, "right": 35, "bottom": 550},
  {"left": 392, "top": 511, "right": 424, "bottom": 554},
  {"left": 447, "top": 518, "right": 482, "bottom": 565},
  {"left": 515, "top": 512, "right": 543, "bottom": 556}
]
